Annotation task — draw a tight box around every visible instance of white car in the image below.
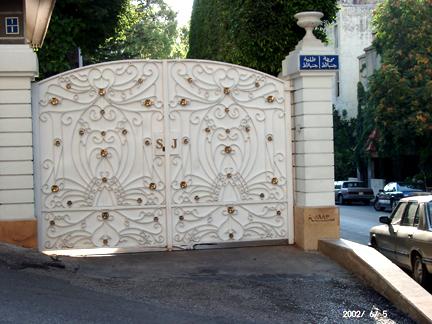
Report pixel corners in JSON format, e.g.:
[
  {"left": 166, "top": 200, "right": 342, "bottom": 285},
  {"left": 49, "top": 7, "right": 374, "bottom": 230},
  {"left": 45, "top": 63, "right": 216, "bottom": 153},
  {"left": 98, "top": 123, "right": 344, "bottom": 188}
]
[{"left": 370, "top": 195, "right": 432, "bottom": 286}]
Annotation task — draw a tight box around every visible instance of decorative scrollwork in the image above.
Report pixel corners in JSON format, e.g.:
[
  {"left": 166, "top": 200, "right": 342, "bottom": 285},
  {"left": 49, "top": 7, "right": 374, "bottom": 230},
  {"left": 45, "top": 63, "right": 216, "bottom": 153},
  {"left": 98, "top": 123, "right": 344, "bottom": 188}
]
[{"left": 37, "top": 60, "right": 290, "bottom": 252}]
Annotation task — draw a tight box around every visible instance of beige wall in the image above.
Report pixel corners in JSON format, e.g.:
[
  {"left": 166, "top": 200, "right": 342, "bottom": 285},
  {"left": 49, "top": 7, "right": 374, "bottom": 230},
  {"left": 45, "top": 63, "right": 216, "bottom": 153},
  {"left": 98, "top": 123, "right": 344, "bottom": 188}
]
[{"left": 0, "top": 45, "right": 37, "bottom": 222}]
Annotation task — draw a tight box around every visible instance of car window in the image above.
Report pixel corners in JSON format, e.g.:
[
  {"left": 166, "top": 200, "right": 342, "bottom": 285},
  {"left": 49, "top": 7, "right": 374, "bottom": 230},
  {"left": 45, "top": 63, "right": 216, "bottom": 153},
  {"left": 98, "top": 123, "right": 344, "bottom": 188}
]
[
  {"left": 384, "top": 183, "right": 395, "bottom": 192},
  {"left": 416, "top": 204, "right": 425, "bottom": 229},
  {"left": 401, "top": 202, "right": 418, "bottom": 226},
  {"left": 391, "top": 202, "right": 407, "bottom": 225},
  {"left": 427, "top": 202, "right": 432, "bottom": 228},
  {"left": 345, "top": 182, "right": 365, "bottom": 188},
  {"left": 335, "top": 185, "right": 341, "bottom": 189}
]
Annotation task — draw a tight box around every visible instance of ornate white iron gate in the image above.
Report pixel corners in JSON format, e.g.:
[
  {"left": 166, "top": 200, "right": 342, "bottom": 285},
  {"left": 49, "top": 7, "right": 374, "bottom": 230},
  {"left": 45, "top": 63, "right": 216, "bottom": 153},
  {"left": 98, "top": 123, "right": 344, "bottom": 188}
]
[{"left": 33, "top": 60, "right": 293, "bottom": 254}]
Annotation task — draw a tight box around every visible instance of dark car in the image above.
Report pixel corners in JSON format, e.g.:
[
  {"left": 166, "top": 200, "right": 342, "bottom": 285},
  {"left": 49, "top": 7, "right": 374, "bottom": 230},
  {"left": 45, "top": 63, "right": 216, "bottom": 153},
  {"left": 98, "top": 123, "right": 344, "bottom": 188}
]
[
  {"left": 373, "top": 182, "right": 427, "bottom": 212},
  {"left": 370, "top": 195, "right": 432, "bottom": 286},
  {"left": 335, "top": 181, "right": 374, "bottom": 205}
]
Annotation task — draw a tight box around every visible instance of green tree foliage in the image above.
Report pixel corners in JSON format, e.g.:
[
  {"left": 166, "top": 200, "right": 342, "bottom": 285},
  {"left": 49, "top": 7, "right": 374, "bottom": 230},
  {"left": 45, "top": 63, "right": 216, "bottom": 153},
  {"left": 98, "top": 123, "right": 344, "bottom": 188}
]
[
  {"left": 187, "top": 0, "right": 338, "bottom": 75},
  {"left": 90, "top": 0, "right": 181, "bottom": 62},
  {"left": 367, "top": 0, "right": 432, "bottom": 179},
  {"left": 171, "top": 25, "right": 190, "bottom": 59},
  {"left": 333, "top": 107, "right": 357, "bottom": 180},
  {"left": 37, "top": 0, "right": 129, "bottom": 78}
]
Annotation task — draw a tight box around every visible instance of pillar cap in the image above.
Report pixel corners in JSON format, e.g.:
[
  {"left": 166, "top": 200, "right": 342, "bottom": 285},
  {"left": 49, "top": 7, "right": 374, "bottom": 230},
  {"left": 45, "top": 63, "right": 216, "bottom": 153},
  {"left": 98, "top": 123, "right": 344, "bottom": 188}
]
[{"left": 281, "top": 11, "right": 336, "bottom": 78}]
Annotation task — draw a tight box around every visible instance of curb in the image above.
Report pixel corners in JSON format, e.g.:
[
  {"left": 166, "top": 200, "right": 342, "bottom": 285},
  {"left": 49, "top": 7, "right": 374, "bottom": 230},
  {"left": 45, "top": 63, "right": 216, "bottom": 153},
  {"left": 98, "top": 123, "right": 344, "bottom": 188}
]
[
  {"left": 319, "top": 239, "right": 432, "bottom": 324},
  {"left": 0, "top": 242, "right": 78, "bottom": 271}
]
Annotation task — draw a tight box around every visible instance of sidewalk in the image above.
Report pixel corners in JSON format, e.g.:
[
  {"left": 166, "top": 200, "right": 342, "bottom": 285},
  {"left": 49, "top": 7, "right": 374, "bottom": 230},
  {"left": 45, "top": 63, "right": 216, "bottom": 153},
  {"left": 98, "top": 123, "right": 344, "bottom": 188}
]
[{"left": 0, "top": 242, "right": 413, "bottom": 323}]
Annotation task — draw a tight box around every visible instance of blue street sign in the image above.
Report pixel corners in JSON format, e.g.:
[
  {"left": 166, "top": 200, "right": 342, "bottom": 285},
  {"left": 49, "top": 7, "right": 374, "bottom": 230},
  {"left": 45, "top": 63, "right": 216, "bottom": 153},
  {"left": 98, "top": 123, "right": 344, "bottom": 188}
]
[{"left": 299, "top": 55, "right": 339, "bottom": 70}]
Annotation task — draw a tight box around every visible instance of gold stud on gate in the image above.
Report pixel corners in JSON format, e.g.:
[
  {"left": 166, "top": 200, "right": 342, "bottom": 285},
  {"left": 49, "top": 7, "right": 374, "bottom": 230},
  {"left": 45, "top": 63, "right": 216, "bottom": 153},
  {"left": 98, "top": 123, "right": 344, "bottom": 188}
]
[
  {"left": 49, "top": 97, "right": 59, "bottom": 106},
  {"left": 143, "top": 99, "right": 153, "bottom": 107},
  {"left": 50, "top": 220, "right": 55, "bottom": 226},
  {"left": 103, "top": 239, "right": 108, "bottom": 245},
  {"left": 205, "top": 127, "right": 211, "bottom": 133},
  {"left": 102, "top": 212, "right": 109, "bottom": 220},
  {"left": 67, "top": 200, "right": 73, "bottom": 207},
  {"left": 224, "top": 146, "right": 232, "bottom": 154},
  {"left": 65, "top": 83, "right": 72, "bottom": 89},
  {"left": 179, "top": 215, "right": 184, "bottom": 221},
  {"left": 79, "top": 128, "right": 85, "bottom": 136},
  {"left": 183, "top": 138, "right": 189, "bottom": 145},
  {"left": 101, "top": 130, "right": 106, "bottom": 137},
  {"left": 149, "top": 182, "right": 157, "bottom": 190},
  {"left": 187, "top": 77, "right": 193, "bottom": 83},
  {"left": 229, "top": 233, "right": 234, "bottom": 239},
  {"left": 179, "top": 98, "right": 189, "bottom": 106},
  {"left": 137, "top": 78, "right": 144, "bottom": 84},
  {"left": 101, "top": 177, "right": 108, "bottom": 183},
  {"left": 122, "top": 129, "right": 128, "bottom": 135},
  {"left": 100, "top": 109, "right": 105, "bottom": 116},
  {"left": 267, "top": 135, "right": 273, "bottom": 142},
  {"left": 226, "top": 173, "right": 232, "bottom": 179},
  {"left": 51, "top": 185, "right": 59, "bottom": 193},
  {"left": 98, "top": 88, "right": 106, "bottom": 96},
  {"left": 54, "top": 138, "right": 62, "bottom": 147},
  {"left": 260, "top": 193, "right": 265, "bottom": 199},
  {"left": 223, "top": 87, "right": 230, "bottom": 95},
  {"left": 227, "top": 206, "right": 235, "bottom": 214},
  {"left": 271, "top": 177, "right": 278, "bottom": 185},
  {"left": 245, "top": 126, "right": 250, "bottom": 133},
  {"left": 224, "top": 107, "right": 230, "bottom": 113},
  {"left": 266, "top": 95, "right": 275, "bottom": 103},
  {"left": 180, "top": 181, "right": 187, "bottom": 189},
  {"left": 144, "top": 139, "right": 151, "bottom": 146},
  {"left": 276, "top": 210, "right": 281, "bottom": 216},
  {"left": 137, "top": 198, "right": 143, "bottom": 204},
  {"left": 100, "top": 149, "right": 108, "bottom": 158},
  {"left": 153, "top": 216, "right": 159, "bottom": 222},
  {"left": 225, "top": 128, "right": 231, "bottom": 134},
  {"left": 194, "top": 195, "right": 200, "bottom": 201},
  {"left": 255, "top": 81, "right": 260, "bottom": 88}
]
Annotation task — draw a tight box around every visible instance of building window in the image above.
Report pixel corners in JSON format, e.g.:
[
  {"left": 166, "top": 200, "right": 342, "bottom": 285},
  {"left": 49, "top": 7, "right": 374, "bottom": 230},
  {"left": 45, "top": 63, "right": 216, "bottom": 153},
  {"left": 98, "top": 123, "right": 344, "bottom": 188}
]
[
  {"left": 336, "top": 71, "right": 340, "bottom": 97},
  {"left": 5, "top": 17, "right": 19, "bottom": 35},
  {"left": 334, "top": 24, "right": 339, "bottom": 48}
]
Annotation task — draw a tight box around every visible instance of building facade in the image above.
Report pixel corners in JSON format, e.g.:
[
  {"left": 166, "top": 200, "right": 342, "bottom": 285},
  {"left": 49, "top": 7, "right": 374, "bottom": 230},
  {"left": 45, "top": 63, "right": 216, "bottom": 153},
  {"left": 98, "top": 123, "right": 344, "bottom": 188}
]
[{"left": 327, "top": 0, "right": 380, "bottom": 118}]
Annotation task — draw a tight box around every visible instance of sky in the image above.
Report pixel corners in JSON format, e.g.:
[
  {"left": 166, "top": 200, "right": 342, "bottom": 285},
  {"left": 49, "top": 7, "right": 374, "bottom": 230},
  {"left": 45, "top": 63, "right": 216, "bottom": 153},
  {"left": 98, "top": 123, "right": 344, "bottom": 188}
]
[{"left": 164, "top": 0, "right": 194, "bottom": 27}]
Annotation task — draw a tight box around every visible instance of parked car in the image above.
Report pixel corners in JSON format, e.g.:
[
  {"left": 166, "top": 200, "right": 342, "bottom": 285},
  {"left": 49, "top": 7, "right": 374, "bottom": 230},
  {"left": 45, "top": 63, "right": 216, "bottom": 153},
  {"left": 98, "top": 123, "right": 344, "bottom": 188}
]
[
  {"left": 369, "top": 195, "right": 432, "bottom": 286},
  {"left": 334, "top": 181, "right": 374, "bottom": 205},
  {"left": 373, "top": 182, "right": 427, "bottom": 212}
]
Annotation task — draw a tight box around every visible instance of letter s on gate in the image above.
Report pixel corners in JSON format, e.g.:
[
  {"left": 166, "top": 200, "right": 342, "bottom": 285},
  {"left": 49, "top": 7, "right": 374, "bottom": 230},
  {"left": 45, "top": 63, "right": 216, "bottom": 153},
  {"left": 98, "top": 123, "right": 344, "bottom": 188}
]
[{"left": 156, "top": 138, "right": 165, "bottom": 151}]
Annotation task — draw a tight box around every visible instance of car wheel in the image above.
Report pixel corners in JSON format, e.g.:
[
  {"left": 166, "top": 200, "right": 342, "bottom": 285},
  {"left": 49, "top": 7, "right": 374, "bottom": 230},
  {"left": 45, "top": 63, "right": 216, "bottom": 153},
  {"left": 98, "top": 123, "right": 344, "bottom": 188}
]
[
  {"left": 373, "top": 199, "right": 382, "bottom": 211},
  {"left": 413, "top": 255, "right": 429, "bottom": 286},
  {"left": 338, "top": 195, "right": 345, "bottom": 205}
]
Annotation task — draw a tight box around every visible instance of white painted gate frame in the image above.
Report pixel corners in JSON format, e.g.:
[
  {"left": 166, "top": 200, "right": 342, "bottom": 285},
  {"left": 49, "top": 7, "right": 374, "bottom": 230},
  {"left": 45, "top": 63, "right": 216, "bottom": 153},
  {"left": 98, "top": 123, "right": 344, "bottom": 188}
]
[{"left": 32, "top": 59, "right": 294, "bottom": 254}]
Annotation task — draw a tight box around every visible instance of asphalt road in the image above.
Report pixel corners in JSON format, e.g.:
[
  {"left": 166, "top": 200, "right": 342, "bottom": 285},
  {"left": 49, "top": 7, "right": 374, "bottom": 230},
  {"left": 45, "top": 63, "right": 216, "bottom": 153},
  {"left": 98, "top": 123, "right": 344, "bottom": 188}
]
[
  {"left": 339, "top": 203, "right": 390, "bottom": 245},
  {"left": 0, "top": 246, "right": 413, "bottom": 324},
  {"left": 0, "top": 262, "right": 213, "bottom": 324}
]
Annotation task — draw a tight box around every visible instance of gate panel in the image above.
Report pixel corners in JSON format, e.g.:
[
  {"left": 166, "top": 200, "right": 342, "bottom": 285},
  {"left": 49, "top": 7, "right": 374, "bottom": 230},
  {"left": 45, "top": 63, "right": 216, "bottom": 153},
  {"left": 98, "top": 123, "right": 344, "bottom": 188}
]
[
  {"left": 35, "top": 62, "right": 167, "bottom": 251},
  {"left": 167, "top": 61, "right": 290, "bottom": 247}
]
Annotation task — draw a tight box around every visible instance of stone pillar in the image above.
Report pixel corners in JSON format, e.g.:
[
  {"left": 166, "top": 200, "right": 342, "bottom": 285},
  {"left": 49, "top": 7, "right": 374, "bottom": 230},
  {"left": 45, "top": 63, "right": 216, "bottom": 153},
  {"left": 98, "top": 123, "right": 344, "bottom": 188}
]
[
  {"left": 281, "top": 12, "right": 339, "bottom": 250},
  {"left": 0, "top": 45, "right": 38, "bottom": 248}
]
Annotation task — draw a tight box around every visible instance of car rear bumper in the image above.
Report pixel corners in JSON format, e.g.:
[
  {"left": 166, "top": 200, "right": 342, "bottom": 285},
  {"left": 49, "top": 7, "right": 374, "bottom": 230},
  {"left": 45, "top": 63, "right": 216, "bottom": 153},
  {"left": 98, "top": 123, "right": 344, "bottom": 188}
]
[{"left": 343, "top": 194, "right": 374, "bottom": 201}]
